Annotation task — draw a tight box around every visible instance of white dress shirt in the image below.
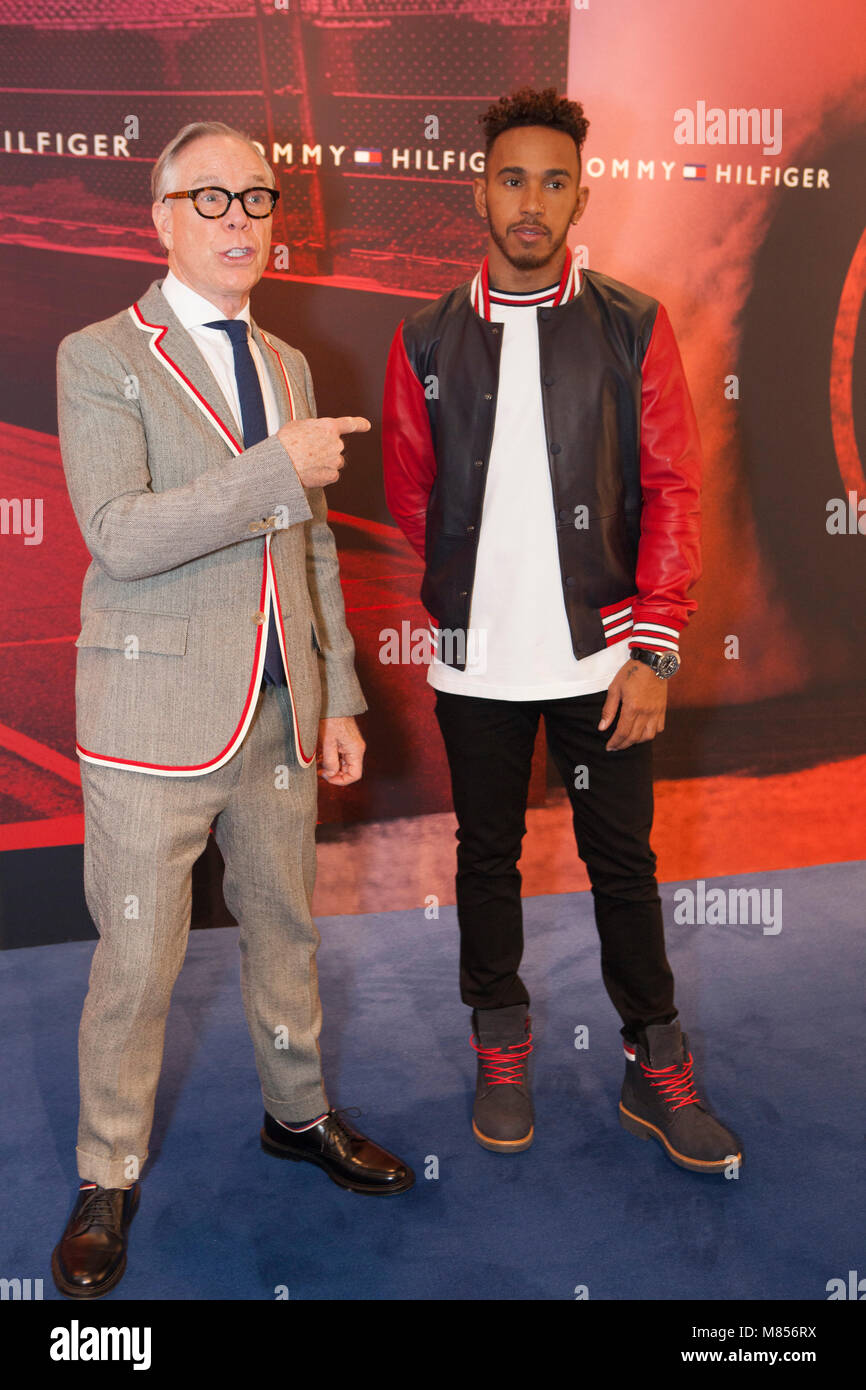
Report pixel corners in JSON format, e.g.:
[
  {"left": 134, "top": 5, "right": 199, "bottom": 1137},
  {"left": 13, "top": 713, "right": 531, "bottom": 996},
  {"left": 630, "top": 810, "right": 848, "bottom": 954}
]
[{"left": 160, "top": 270, "right": 281, "bottom": 438}]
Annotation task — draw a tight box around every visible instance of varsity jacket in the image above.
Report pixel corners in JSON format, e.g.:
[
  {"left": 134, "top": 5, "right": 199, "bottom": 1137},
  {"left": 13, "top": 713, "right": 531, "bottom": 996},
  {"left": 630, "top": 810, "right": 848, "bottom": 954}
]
[{"left": 381, "top": 251, "right": 702, "bottom": 670}]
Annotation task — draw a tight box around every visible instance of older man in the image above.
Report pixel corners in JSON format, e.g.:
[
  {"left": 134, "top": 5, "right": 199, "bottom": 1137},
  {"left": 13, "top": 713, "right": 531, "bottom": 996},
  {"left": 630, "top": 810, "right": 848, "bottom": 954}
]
[{"left": 52, "top": 121, "right": 413, "bottom": 1301}]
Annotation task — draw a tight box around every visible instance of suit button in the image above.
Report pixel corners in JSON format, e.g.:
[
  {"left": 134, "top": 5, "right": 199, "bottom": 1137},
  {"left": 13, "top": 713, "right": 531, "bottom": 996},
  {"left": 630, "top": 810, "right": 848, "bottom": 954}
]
[
  {"left": 459, "top": 590, "right": 468, "bottom": 598},
  {"left": 253, "top": 611, "right": 265, "bottom": 624},
  {"left": 544, "top": 375, "right": 555, "bottom": 386},
  {"left": 565, "top": 576, "right": 576, "bottom": 588},
  {"left": 474, "top": 459, "right": 484, "bottom": 468},
  {"left": 550, "top": 443, "right": 561, "bottom": 455},
  {"left": 467, "top": 524, "right": 475, "bottom": 534},
  {"left": 484, "top": 392, "right": 493, "bottom": 400}
]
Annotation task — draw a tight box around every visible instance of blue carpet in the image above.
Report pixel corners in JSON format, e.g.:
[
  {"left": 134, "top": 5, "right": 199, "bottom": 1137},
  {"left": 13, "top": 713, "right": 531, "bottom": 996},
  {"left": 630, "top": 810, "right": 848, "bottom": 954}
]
[{"left": 1, "top": 861, "right": 863, "bottom": 1301}]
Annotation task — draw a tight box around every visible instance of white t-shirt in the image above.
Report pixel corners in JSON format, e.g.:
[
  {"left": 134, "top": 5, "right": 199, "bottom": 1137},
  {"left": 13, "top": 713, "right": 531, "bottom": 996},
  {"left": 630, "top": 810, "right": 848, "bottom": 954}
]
[{"left": 427, "top": 280, "right": 632, "bottom": 700}]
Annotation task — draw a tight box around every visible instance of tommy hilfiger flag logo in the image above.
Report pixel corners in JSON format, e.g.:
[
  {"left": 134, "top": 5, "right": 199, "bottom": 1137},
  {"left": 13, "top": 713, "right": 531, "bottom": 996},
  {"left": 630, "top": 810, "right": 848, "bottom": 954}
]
[
  {"left": 683, "top": 164, "right": 707, "bottom": 180},
  {"left": 354, "top": 149, "right": 383, "bottom": 164}
]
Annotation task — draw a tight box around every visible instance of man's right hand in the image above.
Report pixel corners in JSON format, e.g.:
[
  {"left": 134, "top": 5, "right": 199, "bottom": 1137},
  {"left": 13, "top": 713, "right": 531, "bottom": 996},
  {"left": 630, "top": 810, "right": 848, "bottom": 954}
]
[{"left": 277, "top": 416, "right": 371, "bottom": 489}]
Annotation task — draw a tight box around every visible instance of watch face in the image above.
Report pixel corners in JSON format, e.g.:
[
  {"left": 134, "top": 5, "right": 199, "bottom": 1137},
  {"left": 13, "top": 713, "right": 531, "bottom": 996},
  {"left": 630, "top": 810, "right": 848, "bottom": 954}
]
[{"left": 657, "top": 652, "right": 680, "bottom": 678}]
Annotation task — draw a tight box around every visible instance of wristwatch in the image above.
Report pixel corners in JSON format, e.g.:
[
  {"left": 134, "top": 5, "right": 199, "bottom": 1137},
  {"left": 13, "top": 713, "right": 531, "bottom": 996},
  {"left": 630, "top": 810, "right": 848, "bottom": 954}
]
[{"left": 629, "top": 647, "right": 680, "bottom": 679}]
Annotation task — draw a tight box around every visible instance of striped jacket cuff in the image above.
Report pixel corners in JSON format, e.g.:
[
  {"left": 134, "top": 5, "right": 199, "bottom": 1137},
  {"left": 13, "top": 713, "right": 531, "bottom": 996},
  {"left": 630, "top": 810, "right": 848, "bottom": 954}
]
[
  {"left": 629, "top": 618, "right": 682, "bottom": 655},
  {"left": 599, "top": 595, "right": 684, "bottom": 655}
]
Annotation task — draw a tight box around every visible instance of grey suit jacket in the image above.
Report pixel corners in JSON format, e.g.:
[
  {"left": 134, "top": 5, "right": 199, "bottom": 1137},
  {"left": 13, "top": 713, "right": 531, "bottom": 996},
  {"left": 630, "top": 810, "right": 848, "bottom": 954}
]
[{"left": 56, "top": 278, "right": 366, "bottom": 776}]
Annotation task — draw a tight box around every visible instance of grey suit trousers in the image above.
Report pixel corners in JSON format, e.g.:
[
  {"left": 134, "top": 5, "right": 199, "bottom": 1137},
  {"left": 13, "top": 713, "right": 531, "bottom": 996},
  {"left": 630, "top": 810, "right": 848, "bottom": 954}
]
[{"left": 76, "top": 683, "right": 328, "bottom": 1188}]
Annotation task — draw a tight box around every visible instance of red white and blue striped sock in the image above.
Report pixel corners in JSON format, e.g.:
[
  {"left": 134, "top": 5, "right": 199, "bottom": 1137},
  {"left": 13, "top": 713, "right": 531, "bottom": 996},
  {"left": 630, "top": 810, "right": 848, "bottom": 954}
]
[{"left": 277, "top": 1111, "right": 329, "bottom": 1132}]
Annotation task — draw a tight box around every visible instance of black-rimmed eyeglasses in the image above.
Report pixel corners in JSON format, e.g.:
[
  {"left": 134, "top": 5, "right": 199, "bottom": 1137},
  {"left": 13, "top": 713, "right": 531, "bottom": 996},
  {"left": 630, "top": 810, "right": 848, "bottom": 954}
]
[{"left": 164, "top": 186, "right": 280, "bottom": 218}]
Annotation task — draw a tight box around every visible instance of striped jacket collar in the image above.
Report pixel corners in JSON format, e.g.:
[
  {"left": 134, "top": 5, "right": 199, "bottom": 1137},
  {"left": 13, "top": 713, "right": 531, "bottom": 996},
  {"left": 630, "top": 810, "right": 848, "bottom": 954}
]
[
  {"left": 470, "top": 249, "right": 582, "bottom": 321},
  {"left": 128, "top": 279, "right": 295, "bottom": 454}
]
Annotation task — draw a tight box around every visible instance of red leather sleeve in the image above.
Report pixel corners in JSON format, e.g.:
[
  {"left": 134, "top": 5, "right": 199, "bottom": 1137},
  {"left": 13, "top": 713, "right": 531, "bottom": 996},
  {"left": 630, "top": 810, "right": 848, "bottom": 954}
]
[
  {"left": 382, "top": 320, "right": 437, "bottom": 561},
  {"left": 631, "top": 303, "right": 702, "bottom": 655}
]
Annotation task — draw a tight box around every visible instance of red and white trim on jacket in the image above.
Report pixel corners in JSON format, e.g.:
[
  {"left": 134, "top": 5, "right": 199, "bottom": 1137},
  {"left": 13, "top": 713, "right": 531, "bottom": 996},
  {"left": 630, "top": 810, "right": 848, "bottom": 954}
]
[
  {"left": 629, "top": 620, "right": 681, "bottom": 655},
  {"left": 73, "top": 304, "right": 314, "bottom": 777},
  {"left": 600, "top": 595, "right": 637, "bottom": 647},
  {"left": 470, "top": 248, "right": 581, "bottom": 320},
  {"left": 128, "top": 301, "right": 242, "bottom": 452},
  {"left": 599, "top": 595, "right": 682, "bottom": 656},
  {"left": 258, "top": 328, "right": 297, "bottom": 420}
]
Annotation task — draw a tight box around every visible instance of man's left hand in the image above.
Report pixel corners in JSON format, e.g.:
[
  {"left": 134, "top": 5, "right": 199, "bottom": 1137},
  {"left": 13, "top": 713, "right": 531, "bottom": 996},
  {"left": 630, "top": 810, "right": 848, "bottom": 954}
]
[
  {"left": 317, "top": 715, "right": 365, "bottom": 785},
  {"left": 598, "top": 659, "right": 668, "bottom": 751}
]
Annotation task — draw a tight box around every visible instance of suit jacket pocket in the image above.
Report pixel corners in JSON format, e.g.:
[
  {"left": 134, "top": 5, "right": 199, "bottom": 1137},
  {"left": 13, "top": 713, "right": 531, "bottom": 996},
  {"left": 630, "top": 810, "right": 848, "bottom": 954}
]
[
  {"left": 75, "top": 609, "right": 189, "bottom": 656},
  {"left": 282, "top": 611, "right": 323, "bottom": 654}
]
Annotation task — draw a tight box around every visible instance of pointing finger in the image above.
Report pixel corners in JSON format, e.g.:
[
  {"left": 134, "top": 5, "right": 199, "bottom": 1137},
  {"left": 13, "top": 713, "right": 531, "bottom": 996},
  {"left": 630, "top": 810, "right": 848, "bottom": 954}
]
[{"left": 332, "top": 416, "right": 372, "bottom": 435}]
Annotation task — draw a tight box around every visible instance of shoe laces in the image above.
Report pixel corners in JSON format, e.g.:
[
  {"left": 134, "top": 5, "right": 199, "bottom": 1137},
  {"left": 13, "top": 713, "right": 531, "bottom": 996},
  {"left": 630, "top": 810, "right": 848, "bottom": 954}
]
[
  {"left": 321, "top": 1107, "right": 364, "bottom": 1158},
  {"left": 332, "top": 1106, "right": 362, "bottom": 1122},
  {"left": 77, "top": 1186, "right": 125, "bottom": 1232},
  {"left": 327, "top": 1105, "right": 363, "bottom": 1139},
  {"left": 470, "top": 1029, "right": 533, "bottom": 1085},
  {"left": 640, "top": 1050, "right": 700, "bottom": 1111}
]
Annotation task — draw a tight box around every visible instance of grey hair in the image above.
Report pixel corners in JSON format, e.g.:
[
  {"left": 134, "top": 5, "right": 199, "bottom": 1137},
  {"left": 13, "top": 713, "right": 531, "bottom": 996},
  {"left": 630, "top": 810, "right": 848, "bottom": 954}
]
[{"left": 151, "top": 121, "right": 274, "bottom": 203}]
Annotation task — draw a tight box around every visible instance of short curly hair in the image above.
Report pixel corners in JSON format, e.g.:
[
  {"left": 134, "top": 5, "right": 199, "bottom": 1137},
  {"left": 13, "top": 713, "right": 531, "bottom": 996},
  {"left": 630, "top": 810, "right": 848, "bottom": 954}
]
[{"left": 479, "top": 86, "right": 589, "bottom": 165}]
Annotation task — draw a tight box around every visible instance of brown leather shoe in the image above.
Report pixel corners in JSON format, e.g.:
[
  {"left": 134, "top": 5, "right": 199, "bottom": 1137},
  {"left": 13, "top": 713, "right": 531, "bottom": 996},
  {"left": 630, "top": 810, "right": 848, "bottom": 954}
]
[
  {"left": 51, "top": 1183, "right": 140, "bottom": 1299},
  {"left": 261, "top": 1108, "right": 414, "bottom": 1194}
]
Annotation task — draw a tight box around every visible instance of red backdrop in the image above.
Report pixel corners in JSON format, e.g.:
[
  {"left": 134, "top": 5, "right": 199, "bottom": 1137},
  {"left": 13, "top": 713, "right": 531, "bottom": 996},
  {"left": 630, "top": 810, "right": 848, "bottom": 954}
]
[{"left": 0, "top": 0, "right": 863, "bottom": 871}]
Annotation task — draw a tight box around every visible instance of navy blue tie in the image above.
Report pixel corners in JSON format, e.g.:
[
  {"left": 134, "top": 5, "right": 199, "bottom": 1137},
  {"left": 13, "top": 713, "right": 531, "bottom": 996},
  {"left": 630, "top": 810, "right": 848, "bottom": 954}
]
[{"left": 205, "top": 317, "right": 285, "bottom": 686}]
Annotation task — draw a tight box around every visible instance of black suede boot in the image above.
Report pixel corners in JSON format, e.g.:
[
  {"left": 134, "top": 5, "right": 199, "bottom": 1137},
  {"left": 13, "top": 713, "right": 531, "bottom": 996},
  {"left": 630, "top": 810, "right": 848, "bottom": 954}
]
[
  {"left": 619, "top": 1021, "right": 743, "bottom": 1174},
  {"left": 470, "top": 1004, "right": 534, "bottom": 1152}
]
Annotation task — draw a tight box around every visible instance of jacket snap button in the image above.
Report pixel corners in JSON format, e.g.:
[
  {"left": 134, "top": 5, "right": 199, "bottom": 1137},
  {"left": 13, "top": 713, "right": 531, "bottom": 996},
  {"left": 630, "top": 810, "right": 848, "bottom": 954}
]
[
  {"left": 474, "top": 459, "right": 484, "bottom": 468},
  {"left": 550, "top": 443, "right": 561, "bottom": 455},
  {"left": 484, "top": 393, "right": 492, "bottom": 400},
  {"left": 544, "top": 375, "right": 555, "bottom": 386},
  {"left": 253, "top": 611, "right": 265, "bottom": 624},
  {"left": 558, "top": 508, "right": 571, "bottom": 521},
  {"left": 248, "top": 521, "right": 260, "bottom": 532},
  {"left": 467, "top": 524, "right": 475, "bottom": 534},
  {"left": 459, "top": 590, "right": 468, "bottom": 598},
  {"left": 565, "top": 577, "right": 576, "bottom": 588}
]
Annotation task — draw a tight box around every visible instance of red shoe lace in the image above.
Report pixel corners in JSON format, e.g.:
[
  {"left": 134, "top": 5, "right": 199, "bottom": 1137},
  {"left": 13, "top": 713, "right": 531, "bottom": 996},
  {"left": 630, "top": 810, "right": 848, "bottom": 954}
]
[
  {"left": 470, "top": 1029, "right": 533, "bottom": 1085},
  {"left": 641, "top": 1051, "right": 700, "bottom": 1111}
]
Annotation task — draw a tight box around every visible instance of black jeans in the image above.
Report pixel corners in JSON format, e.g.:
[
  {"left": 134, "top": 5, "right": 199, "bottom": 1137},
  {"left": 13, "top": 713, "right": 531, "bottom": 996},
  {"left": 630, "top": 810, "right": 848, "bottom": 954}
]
[{"left": 433, "top": 687, "right": 677, "bottom": 1043}]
